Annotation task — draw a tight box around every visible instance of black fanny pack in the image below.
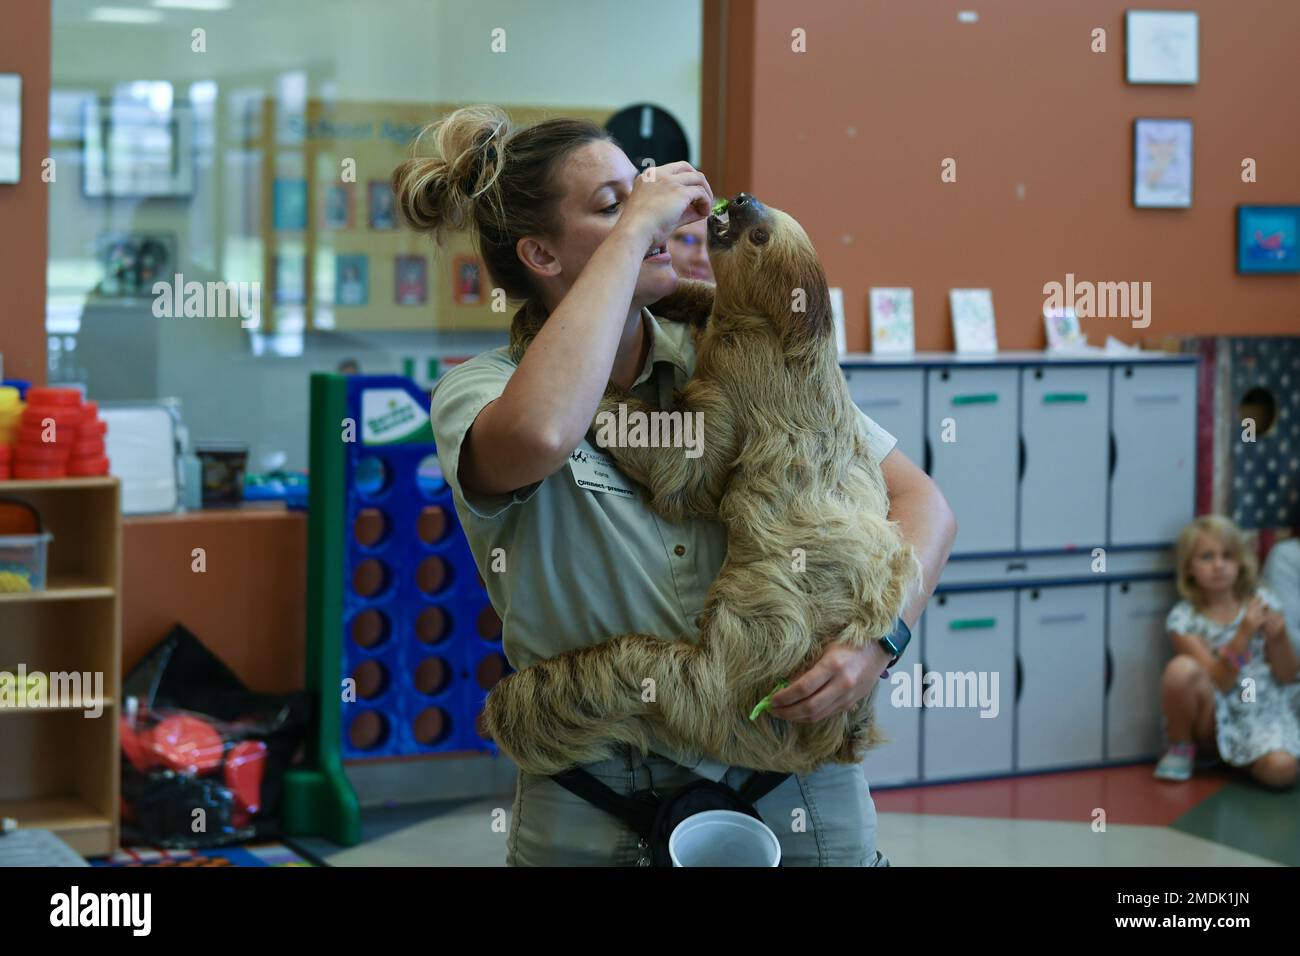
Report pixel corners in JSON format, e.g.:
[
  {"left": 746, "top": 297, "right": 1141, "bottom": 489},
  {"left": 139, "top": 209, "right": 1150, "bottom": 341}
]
[{"left": 551, "top": 765, "right": 791, "bottom": 867}]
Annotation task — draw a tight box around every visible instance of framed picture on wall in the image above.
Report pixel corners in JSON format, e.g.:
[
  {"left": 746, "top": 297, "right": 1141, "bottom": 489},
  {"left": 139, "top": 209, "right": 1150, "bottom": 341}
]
[
  {"left": 1133, "top": 118, "right": 1192, "bottom": 208},
  {"left": 95, "top": 231, "right": 175, "bottom": 298},
  {"left": 1236, "top": 206, "right": 1300, "bottom": 274},
  {"left": 272, "top": 178, "right": 308, "bottom": 230},
  {"left": 1126, "top": 10, "right": 1199, "bottom": 84},
  {"left": 368, "top": 179, "right": 396, "bottom": 230},
  {"left": 323, "top": 182, "right": 354, "bottom": 230},
  {"left": 0, "top": 74, "right": 20, "bottom": 184},
  {"left": 394, "top": 255, "right": 427, "bottom": 305},
  {"left": 82, "top": 99, "right": 195, "bottom": 198},
  {"left": 335, "top": 254, "right": 369, "bottom": 306},
  {"left": 453, "top": 255, "right": 482, "bottom": 304}
]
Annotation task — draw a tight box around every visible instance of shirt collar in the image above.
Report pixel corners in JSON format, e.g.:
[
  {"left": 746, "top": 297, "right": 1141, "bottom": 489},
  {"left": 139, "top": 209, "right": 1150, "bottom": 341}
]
[{"left": 631, "top": 306, "right": 691, "bottom": 388}]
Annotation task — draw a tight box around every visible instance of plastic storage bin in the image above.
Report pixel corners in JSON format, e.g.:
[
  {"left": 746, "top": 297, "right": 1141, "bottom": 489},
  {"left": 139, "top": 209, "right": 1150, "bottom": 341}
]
[{"left": 0, "top": 532, "right": 53, "bottom": 592}]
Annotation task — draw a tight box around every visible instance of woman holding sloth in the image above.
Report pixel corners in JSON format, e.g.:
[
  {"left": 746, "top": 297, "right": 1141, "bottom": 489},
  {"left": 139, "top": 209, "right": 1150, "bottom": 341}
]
[{"left": 393, "top": 105, "right": 956, "bottom": 866}]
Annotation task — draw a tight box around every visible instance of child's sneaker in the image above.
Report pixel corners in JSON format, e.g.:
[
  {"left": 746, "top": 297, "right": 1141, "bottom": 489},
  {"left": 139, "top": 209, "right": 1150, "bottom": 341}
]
[{"left": 1154, "top": 743, "right": 1195, "bottom": 781}]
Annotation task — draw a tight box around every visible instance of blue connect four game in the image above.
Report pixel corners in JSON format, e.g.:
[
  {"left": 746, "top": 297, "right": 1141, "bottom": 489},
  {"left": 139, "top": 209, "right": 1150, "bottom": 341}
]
[{"left": 284, "top": 373, "right": 508, "bottom": 844}]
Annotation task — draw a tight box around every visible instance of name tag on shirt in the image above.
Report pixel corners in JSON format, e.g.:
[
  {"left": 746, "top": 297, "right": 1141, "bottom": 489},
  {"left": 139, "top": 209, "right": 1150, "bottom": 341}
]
[{"left": 568, "top": 447, "right": 637, "bottom": 499}]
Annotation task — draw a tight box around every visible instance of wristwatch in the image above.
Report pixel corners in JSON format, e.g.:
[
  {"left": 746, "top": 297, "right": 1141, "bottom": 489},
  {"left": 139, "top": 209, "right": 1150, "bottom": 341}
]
[{"left": 878, "top": 618, "right": 912, "bottom": 674}]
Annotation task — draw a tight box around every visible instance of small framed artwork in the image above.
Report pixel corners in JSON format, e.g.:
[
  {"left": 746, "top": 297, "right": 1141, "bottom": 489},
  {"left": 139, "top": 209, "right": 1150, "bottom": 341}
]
[
  {"left": 82, "top": 99, "right": 195, "bottom": 197},
  {"left": 1236, "top": 206, "right": 1300, "bottom": 274},
  {"left": 453, "top": 255, "right": 482, "bottom": 304},
  {"left": 1126, "top": 10, "right": 1198, "bottom": 84},
  {"left": 274, "top": 255, "right": 306, "bottom": 304},
  {"left": 1043, "top": 306, "right": 1085, "bottom": 351},
  {"left": 1134, "top": 118, "right": 1192, "bottom": 209},
  {"left": 949, "top": 288, "right": 997, "bottom": 353},
  {"left": 0, "top": 74, "right": 20, "bottom": 184},
  {"left": 95, "top": 231, "right": 175, "bottom": 297},
  {"left": 394, "top": 255, "right": 428, "bottom": 305},
  {"left": 368, "top": 179, "right": 396, "bottom": 230},
  {"left": 335, "top": 254, "right": 369, "bottom": 306},
  {"left": 272, "top": 178, "right": 308, "bottom": 230},
  {"left": 323, "top": 182, "right": 353, "bottom": 230},
  {"left": 869, "top": 287, "right": 915, "bottom": 355}
]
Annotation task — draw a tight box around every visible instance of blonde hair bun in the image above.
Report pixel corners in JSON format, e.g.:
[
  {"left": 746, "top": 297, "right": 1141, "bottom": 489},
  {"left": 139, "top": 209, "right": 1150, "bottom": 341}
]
[{"left": 392, "top": 104, "right": 512, "bottom": 242}]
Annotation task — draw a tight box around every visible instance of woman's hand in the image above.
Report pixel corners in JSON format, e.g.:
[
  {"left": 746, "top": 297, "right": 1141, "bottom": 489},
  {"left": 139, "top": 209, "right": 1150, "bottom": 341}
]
[
  {"left": 769, "top": 642, "right": 893, "bottom": 723},
  {"left": 617, "top": 160, "right": 714, "bottom": 249}
]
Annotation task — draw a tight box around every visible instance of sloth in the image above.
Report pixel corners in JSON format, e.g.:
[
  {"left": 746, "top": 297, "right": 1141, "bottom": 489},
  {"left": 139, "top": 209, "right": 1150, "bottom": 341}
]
[{"left": 486, "top": 193, "right": 922, "bottom": 776}]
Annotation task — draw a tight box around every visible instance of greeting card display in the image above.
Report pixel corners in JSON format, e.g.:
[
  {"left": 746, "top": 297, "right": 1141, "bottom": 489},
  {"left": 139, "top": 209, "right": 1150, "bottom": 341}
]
[
  {"left": 869, "top": 288, "right": 915, "bottom": 354},
  {"left": 949, "top": 289, "right": 997, "bottom": 353}
]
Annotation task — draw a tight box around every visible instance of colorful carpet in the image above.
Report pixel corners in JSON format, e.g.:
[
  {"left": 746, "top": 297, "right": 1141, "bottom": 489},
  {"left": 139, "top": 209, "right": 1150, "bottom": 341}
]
[{"left": 90, "top": 841, "right": 321, "bottom": 867}]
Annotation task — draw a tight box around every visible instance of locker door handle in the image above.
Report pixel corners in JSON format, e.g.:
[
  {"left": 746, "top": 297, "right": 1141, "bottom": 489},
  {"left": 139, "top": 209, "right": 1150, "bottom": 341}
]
[
  {"left": 950, "top": 618, "right": 996, "bottom": 630},
  {"left": 952, "top": 393, "right": 999, "bottom": 406},
  {"left": 857, "top": 397, "right": 901, "bottom": 409},
  {"left": 1105, "top": 646, "right": 1114, "bottom": 693},
  {"left": 923, "top": 437, "right": 932, "bottom": 475},
  {"left": 1108, "top": 433, "right": 1117, "bottom": 478},
  {"left": 1015, "top": 656, "right": 1023, "bottom": 703},
  {"left": 1018, "top": 436, "right": 1026, "bottom": 482},
  {"left": 1043, "top": 393, "right": 1088, "bottom": 404},
  {"left": 1039, "top": 612, "right": 1087, "bottom": 625},
  {"left": 1135, "top": 393, "right": 1179, "bottom": 404}
]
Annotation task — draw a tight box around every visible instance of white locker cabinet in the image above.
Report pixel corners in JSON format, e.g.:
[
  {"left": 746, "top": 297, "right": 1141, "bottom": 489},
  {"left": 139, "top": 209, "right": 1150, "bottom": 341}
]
[
  {"left": 862, "top": 611, "right": 924, "bottom": 786},
  {"left": 1015, "top": 585, "right": 1106, "bottom": 771},
  {"left": 843, "top": 367, "right": 925, "bottom": 467},
  {"left": 920, "top": 590, "right": 1015, "bottom": 780},
  {"left": 1110, "top": 363, "right": 1197, "bottom": 546},
  {"left": 1107, "top": 579, "right": 1177, "bottom": 761},
  {"left": 927, "top": 368, "right": 1019, "bottom": 555},
  {"left": 1019, "top": 366, "right": 1109, "bottom": 552}
]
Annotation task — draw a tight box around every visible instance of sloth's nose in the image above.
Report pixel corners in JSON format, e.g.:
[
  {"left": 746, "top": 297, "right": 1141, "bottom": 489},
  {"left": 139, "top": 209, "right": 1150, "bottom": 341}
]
[{"left": 734, "top": 193, "right": 752, "bottom": 205}]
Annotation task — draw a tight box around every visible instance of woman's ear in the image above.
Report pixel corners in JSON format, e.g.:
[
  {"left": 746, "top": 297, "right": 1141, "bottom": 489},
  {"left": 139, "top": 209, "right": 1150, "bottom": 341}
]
[{"left": 516, "top": 235, "right": 561, "bottom": 281}]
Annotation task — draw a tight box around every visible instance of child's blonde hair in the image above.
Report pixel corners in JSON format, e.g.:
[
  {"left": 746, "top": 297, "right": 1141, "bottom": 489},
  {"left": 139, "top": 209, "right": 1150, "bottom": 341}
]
[{"left": 1174, "top": 515, "right": 1258, "bottom": 607}]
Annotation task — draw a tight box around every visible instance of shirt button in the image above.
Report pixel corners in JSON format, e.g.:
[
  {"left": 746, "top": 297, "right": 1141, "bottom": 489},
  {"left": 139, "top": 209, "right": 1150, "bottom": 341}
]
[{"left": 674, "top": 545, "right": 686, "bottom": 557}]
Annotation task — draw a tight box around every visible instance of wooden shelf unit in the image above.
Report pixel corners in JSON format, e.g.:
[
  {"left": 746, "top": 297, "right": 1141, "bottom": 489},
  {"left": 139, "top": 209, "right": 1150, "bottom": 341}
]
[{"left": 0, "top": 477, "right": 121, "bottom": 858}]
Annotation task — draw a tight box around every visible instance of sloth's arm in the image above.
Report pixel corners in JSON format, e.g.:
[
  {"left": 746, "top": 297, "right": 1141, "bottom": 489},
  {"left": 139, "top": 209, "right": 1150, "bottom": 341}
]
[
  {"left": 594, "top": 380, "right": 736, "bottom": 522},
  {"left": 649, "top": 279, "right": 714, "bottom": 339}
]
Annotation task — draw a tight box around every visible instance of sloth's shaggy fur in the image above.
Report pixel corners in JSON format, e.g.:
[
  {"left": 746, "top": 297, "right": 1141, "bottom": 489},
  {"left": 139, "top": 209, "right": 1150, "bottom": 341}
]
[{"left": 486, "top": 196, "right": 922, "bottom": 775}]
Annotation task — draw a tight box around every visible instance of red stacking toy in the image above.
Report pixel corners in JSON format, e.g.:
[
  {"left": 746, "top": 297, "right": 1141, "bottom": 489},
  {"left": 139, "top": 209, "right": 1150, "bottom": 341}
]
[
  {"left": 70, "top": 400, "right": 111, "bottom": 476},
  {"left": 0, "top": 441, "right": 10, "bottom": 481},
  {"left": 12, "top": 387, "right": 112, "bottom": 479}
]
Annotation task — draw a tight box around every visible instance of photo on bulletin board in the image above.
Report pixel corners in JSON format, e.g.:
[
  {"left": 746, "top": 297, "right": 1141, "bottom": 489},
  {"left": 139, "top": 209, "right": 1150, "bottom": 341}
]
[
  {"left": 869, "top": 287, "right": 916, "bottom": 354},
  {"left": 394, "top": 255, "right": 428, "bottom": 305},
  {"left": 0, "top": 74, "right": 20, "bottom": 184},
  {"left": 272, "top": 178, "right": 308, "bottom": 230},
  {"left": 322, "top": 182, "right": 354, "bottom": 230},
  {"left": 1125, "top": 10, "right": 1198, "bottom": 84},
  {"left": 949, "top": 288, "right": 998, "bottom": 353},
  {"left": 1133, "top": 118, "right": 1192, "bottom": 209},
  {"left": 274, "top": 255, "right": 306, "bottom": 304},
  {"left": 1236, "top": 205, "right": 1300, "bottom": 274},
  {"left": 335, "top": 254, "right": 369, "bottom": 306},
  {"left": 368, "top": 179, "right": 397, "bottom": 230},
  {"left": 453, "top": 255, "right": 483, "bottom": 305}
]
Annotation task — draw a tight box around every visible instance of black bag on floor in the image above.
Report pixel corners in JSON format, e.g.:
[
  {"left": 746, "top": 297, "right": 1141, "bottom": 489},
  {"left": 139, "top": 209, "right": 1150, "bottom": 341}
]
[{"left": 121, "top": 624, "right": 311, "bottom": 847}]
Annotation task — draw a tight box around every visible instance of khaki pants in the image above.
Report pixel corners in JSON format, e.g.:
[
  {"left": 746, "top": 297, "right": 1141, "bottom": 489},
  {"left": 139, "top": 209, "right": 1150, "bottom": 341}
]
[{"left": 506, "top": 747, "right": 889, "bottom": 867}]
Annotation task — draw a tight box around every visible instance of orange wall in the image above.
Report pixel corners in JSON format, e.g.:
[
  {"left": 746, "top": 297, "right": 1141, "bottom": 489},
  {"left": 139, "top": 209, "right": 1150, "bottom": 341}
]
[
  {"left": 0, "top": 0, "right": 49, "bottom": 385},
  {"left": 730, "top": 0, "right": 1300, "bottom": 351}
]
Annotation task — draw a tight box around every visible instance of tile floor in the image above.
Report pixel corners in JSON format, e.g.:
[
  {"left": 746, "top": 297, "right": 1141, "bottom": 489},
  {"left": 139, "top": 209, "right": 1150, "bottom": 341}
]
[{"left": 293, "top": 762, "right": 1298, "bottom": 866}]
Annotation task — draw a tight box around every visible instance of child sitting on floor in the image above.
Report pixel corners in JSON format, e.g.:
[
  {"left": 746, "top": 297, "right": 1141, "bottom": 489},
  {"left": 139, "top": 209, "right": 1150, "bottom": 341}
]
[{"left": 1156, "top": 515, "right": 1300, "bottom": 788}]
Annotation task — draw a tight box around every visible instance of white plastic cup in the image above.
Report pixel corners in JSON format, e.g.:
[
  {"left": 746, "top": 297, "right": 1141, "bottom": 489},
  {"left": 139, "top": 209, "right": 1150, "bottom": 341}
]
[{"left": 668, "top": 810, "right": 781, "bottom": 867}]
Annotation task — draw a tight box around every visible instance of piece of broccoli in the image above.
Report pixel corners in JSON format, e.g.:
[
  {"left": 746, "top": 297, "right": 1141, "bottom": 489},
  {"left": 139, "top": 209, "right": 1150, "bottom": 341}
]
[{"left": 712, "top": 197, "right": 729, "bottom": 216}]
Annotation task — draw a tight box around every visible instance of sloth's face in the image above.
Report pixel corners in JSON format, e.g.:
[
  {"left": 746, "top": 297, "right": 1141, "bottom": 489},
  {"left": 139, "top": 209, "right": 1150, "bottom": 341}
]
[{"left": 707, "top": 193, "right": 831, "bottom": 346}]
